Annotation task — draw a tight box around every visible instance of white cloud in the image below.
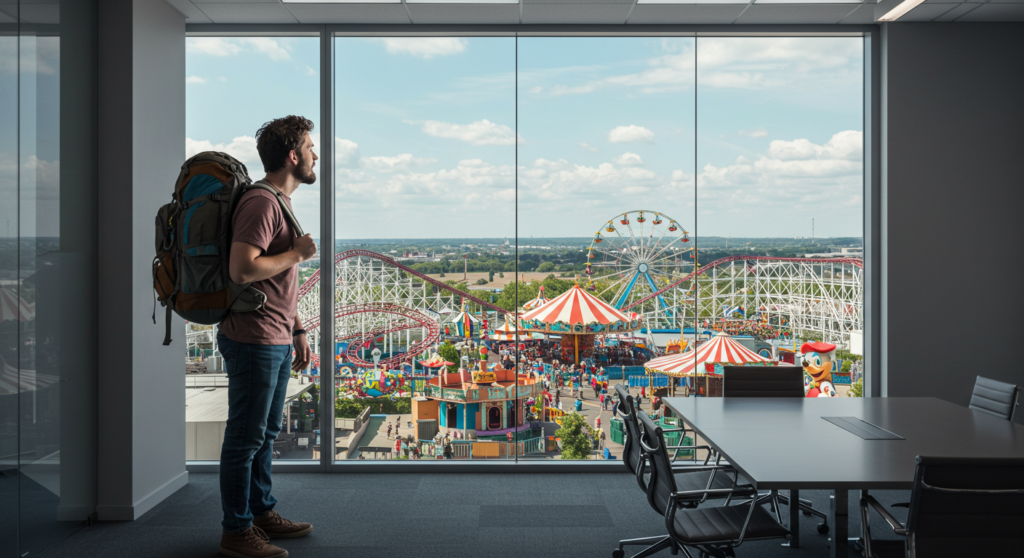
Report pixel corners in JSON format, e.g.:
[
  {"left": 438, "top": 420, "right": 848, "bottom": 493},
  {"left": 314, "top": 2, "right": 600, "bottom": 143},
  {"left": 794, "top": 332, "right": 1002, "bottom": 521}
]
[
  {"left": 612, "top": 153, "right": 644, "bottom": 166},
  {"left": 738, "top": 128, "right": 768, "bottom": 138},
  {"left": 186, "top": 38, "right": 291, "bottom": 61},
  {"left": 408, "top": 119, "right": 524, "bottom": 146},
  {"left": 578, "top": 142, "right": 599, "bottom": 153},
  {"left": 336, "top": 139, "right": 361, "bottom": 168},
  {"left": 185, "top": 136, "right": 260, "bottom": 167},
  {"left": 372, "top": 38, "right": 467, "bottom": 59},
  {"left": 361, "top": 154, "right": 438, "bottom": 173},
  {"left": 305, "top": 66, "right": 317, "bottom": 76},
  {"left": 186, "top": 75, "right": 208, "bottom": 84},
  {"left": 608, "top": 125, "right": 655, "bottom": 144},
  {"left": 217, "top": 76, "right": 227, "bottom": 82}
]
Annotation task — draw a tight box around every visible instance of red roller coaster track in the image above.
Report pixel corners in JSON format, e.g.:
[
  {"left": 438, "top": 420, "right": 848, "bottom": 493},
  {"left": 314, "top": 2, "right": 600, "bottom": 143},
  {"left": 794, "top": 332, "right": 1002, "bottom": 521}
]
[
  {"left": 307, "top": 302, "right": 441, "bottom": 368},
  {"left": 299, "top": 249, "right": 505, "bottom": 313},
  {"left": 622, "top": 256, "right": 863, "bottom": 312}
]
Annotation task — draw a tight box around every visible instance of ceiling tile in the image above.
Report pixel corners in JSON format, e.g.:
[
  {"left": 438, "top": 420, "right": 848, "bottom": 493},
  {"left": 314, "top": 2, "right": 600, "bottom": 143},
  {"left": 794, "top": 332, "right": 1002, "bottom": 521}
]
[
  {"left": 521, "top": 3, "right": 632, "bottom": 21},
  {"left": 955, "top": 3, "right": 1024, "bottom": 19},
  {"left": 164, "top": 0, "right": 214, "bottom": 22},
  {"left": 896, "top": 2, "right": 958, "bottom": 19},
  {"left": 756, "top": 0, "right": 859, "bottom": 4},
  {"left": 638, "top": 0, "right": 746, "bottom": 3},
  {"left": 932, "top": 2, "right": 980, "bottom": 19},
  {"left": 12, "top": 3, "right": 58, "bottom": 23},
  {"left": 988, "top": 0, "right": 1024, "bottom": 4},
  {"left": 285, "top": 3, "right": 411, "bottom": 22},
  {"left": 733, "top": 3, "right": 859, "bottom": 23},
  {"left": 628, "top": 3, "right": 747, "bottom": 22},
  {"left": 192, "top": 2, "right": 299, "bottom": 23},
  {"left": 923, "top": 0, "right": 963, "bottom": 4},
  {"left": 197, "top": 0, "right": 280, "bottom": 3},
  {"left": 406, "top": 3, "right": 519, "bottom": 23},
  {"left": 838, "top": 3, "right": 876, "bottom": 22},
  {"left": 0, "top": 11, "right": 14, "bottom": 24}
]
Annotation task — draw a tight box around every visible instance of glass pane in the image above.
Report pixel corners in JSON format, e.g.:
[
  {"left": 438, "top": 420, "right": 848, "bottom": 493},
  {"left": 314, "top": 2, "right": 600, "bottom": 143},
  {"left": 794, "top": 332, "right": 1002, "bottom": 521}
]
[
  {"left": 334, "top": 37, "right": 516, "bottom": 461},
  {"left": 0, "top": 11, "right": 19, "bottom": 558},
  {"left": 185, "top": 37, "right": 322, "bottom": 461},
  {"left": 15, "top": 0, "right": 98, "bottom": 553},
  {"left": 517, "top": 38, "right": 697, "bottom": 459},
  {"left": 695, "top": 37, "right": 865, "bottom": 398}
]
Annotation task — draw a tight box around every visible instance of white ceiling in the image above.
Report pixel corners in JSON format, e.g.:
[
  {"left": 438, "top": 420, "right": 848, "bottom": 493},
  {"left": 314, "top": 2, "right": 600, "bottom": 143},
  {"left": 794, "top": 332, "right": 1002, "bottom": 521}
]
[{"left": 163, "top": 0, "right": 1024, "bottom": 24}]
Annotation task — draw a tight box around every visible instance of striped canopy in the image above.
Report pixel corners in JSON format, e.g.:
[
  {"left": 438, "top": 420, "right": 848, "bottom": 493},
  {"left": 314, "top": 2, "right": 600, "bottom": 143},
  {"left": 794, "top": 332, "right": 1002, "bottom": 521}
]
[
  {"left": 0, "top": 363, "right": 60, "bottom": 395},
  {"left": 0, "top": 286, "right": 34, "bottom": 323},
  {"left": 518, "top": 284, "right": 640, "bottom": 335},
  {"left": 522, "top": 286, "right": 549, "bottom": 310},
  {"left": 491, "top": 318, "right": 519, "bottom": 341},
  {"left": 644, "top": 331, "right": 769, "bottom": 377},
  {"left": 447, "top": 308, "right": 480, "bottom": 338}
]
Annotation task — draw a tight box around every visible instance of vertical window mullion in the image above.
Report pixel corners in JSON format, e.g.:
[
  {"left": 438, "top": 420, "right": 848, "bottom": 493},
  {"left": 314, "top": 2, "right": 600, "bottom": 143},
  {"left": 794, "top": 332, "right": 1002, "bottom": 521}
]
[{"left": 320, "top": 25, "right": 336, "bottom": 471}]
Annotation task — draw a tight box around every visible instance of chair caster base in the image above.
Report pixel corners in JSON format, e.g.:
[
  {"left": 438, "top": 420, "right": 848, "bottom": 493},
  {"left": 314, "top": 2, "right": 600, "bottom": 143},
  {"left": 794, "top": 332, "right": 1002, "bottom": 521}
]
[
  {"left": 612, "top": 549, "right": 625, "bottom": 558},
  {"left": 817, "top": 523, "right": 830, "bottom": 535}
]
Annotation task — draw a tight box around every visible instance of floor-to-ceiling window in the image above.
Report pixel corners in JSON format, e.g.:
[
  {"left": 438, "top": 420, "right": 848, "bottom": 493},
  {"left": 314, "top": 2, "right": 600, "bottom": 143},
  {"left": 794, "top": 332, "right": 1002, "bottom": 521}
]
[
  {"left": 1, "top": 0, "right": 99, "bottom": 556},
  {"left": 184, "top": 32, "right": 864, "bottom": 465},
  {"left": 184, "top": 36, "right": 321, "bottom": 461}
]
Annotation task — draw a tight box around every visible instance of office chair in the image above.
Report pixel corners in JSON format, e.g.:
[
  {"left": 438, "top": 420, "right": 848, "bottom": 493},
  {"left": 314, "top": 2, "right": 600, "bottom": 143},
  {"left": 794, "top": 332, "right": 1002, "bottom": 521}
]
[
  {"left": 721, "top": 365, "right": 830, "bottom": 534},
  {"left": 613, "top": 384, "right": 738, "bottom": 558},
  {"left": 633, "top": 410, "right": 791, "bottom": 558},
  {"left": 968, "top": 375, "right": 1021, "bottom": 421},
  {"left": 860, "top": 456, "right": 1024, "bottom": 558}
]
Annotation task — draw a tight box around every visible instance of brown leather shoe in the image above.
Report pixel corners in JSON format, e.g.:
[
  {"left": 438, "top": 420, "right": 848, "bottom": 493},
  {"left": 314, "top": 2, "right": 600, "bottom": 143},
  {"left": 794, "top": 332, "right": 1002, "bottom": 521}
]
[
  {"left": 253, "top": 509, "right": 313, "bottom": 539},
  {"left": 219, "top": 526, "right": 288, "bottom": 558}
]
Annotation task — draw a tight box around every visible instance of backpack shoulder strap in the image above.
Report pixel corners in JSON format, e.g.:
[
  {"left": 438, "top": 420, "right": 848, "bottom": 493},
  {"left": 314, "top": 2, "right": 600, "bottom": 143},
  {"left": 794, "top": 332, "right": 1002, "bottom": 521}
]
[{"left": 245, "top": 180, "right": 305, "bottom": 237}]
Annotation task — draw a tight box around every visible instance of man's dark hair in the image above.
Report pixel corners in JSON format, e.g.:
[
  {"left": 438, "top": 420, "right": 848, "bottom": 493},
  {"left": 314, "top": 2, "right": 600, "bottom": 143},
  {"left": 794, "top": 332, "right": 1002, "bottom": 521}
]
[{"left": 255, "top": 115, "right": 314, "bottom": 173}]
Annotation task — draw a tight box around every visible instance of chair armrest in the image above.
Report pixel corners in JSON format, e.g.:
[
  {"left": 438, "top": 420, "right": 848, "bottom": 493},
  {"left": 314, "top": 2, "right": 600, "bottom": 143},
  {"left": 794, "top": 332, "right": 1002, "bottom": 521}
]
[
  {"left": 669, "top": 486, "right": 758, "bottom": 502},
  {"left": 668, "top": 464, "right": 734, "bottom": 473},
  {"left": 891, "top": 502, "right": 909, "bottom": 508},
  {"left": 862, "top": 496, "right": 906, "bottom": 535}
]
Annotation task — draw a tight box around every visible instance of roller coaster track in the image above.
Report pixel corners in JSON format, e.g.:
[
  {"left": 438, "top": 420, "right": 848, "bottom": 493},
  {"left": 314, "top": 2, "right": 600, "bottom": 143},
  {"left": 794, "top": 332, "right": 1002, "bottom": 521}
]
[
  {"left": 307, "top": 302, "right": 441, "bottom": 368},
  {"left": 299, "top": 249, "right": 505, "bottom": 313},
  {"left": 622, "top": 256, "right": 864, "bottom": 312}
]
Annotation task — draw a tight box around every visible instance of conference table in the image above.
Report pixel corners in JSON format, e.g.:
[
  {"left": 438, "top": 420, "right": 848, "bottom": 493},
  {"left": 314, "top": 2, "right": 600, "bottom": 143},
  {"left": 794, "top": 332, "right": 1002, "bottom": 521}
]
[{"left": 661, "top": 396, "right": 1024, "bottom": 558}]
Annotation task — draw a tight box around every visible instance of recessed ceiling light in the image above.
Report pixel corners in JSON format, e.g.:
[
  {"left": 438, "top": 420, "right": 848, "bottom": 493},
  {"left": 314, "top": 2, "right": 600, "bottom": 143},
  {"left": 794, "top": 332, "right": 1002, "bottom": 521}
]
[
  {"left": 755, "top": 0, "right": 861, "bottom": 4},
  {"left": 407, "top": 0, "right": 518, "bottom": 4},
  {"left": 877, "top": 0, "right": 926, "bottom": 20},
  {"left": 281, "top": 0, "right": 401, "bottom": 3},
  {"left": 637, "top": 0, "right": 749, "bottom": 4}
]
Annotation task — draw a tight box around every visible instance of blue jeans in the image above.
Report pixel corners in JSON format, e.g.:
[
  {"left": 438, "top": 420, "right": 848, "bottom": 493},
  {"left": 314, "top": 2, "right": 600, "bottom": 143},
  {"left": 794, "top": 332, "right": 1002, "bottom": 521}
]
[{"left": 217, "top": 334, "right": 292, "bottom": 533}]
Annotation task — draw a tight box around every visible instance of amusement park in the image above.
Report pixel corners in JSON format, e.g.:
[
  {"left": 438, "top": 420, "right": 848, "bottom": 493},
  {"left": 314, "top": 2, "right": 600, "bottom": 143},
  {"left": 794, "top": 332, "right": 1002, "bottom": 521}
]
[{"left": 184, "top": 209, "right": 864, "bottom": 462}]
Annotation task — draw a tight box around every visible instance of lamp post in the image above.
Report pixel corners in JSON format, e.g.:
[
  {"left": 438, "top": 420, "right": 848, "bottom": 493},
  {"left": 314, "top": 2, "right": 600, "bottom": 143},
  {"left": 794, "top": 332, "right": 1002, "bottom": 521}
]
[{"left": 372, "top": 346, "right": 382, "bottom": 370}]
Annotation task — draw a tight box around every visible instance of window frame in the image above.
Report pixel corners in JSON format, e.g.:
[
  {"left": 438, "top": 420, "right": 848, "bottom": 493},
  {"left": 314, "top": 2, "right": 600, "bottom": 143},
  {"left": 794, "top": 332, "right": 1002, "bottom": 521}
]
[{"left": 184, "top": 24, "right": 880, "bottom": 473}]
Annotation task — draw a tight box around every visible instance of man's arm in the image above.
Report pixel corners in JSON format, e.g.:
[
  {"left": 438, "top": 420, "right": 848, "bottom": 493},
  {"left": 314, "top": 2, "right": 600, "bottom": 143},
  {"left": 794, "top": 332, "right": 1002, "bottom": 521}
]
[
  {"left": 228, "top": 234, "right": 316, "bottom": 285},
  {"left": 292, "top": 313, "right": 311, "bottom": 372}
]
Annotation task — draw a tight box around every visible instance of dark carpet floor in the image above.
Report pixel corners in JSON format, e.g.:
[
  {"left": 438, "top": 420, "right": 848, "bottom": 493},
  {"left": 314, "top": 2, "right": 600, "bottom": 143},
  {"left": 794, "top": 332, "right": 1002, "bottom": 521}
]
[{"left": 41, "top": 473, "right": 908, "bottom": 558}]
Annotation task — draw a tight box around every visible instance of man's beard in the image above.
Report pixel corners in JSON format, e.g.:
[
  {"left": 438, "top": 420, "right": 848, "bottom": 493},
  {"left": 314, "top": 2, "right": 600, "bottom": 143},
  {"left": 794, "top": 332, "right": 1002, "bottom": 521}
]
[{"left": 292, "top": 151, "right": 317, "bottom": 184}]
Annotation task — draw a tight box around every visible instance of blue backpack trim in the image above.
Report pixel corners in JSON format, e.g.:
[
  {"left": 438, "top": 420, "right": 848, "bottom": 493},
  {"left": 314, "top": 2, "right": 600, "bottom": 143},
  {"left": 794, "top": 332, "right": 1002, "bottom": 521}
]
[{"left": 181, "top": 174, "right": 224, "bottom": 242}]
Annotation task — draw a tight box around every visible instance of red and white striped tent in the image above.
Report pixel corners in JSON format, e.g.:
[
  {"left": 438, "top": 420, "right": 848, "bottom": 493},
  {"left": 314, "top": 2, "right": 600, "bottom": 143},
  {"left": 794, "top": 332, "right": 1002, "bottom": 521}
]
[
  {"left": 644, "top": 331, "right": 769, "bottom": 377},
  {"left": 491, "top": 317, "right": 519, "bottom": 341},
  {"left": 521, "top": 285, "right": 549, "bottom": 310},
  {"left": 0, "top": 286, "right": 34, "bottom": 323},
  {"left": 518, "top": 284, "right": 640, "bottom": 334},
  {"left": 0, "top": 364, "right": 60, "bottom": 395}
]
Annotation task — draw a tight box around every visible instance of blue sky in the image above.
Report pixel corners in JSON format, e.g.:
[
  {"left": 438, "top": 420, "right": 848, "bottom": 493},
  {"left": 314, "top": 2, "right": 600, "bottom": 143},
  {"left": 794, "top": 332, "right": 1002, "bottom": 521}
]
[{"left": 186, "top": 36, "right": 863, "bottom": 241}]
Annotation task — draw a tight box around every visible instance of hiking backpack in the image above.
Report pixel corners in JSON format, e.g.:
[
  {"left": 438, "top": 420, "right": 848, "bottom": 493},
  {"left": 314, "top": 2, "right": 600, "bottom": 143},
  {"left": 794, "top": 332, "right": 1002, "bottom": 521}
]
[{"left": 153, "top": 151, "right": 304, "bottom": 345}]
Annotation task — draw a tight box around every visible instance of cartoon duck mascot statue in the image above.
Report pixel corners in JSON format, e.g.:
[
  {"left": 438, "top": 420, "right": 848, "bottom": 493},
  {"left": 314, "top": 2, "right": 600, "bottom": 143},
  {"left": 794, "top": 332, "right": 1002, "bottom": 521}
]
[{"left": 801, "top": 341, "right": 838, "bottom": 398}]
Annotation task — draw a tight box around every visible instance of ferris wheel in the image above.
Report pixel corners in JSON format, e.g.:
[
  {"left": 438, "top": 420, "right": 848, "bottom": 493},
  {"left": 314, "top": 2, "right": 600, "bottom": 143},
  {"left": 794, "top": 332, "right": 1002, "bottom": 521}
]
[{"left": 585, "top": 210, "right": 694, "bottom": 314}]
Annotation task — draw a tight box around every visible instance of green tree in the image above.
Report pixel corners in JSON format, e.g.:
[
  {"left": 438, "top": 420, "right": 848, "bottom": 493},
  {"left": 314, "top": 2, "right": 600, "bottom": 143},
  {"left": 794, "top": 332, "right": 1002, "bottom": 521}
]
[
  {"left": 476, "top": 278, "right": 489, "bottom": 285},
  {"left": 849, "top": 378, "right": 863, "bottom": 398},
  {"left": 536, "top": 261, "right": 555, "bottom": 273},
  {"left": 438, "top": 341, "right": 460, "bottom": 374},
  {"left": 555, "top": 412, "right": 593, "bottom": 460},
  {"left": 439, "top": 271, "right": 445, "bottom": 277},
  {"left": 499, "top": 272, "right": 504, "bottom": 278},
  {"left": 488, "top": 270, "right": 495, "bottom": 282}
]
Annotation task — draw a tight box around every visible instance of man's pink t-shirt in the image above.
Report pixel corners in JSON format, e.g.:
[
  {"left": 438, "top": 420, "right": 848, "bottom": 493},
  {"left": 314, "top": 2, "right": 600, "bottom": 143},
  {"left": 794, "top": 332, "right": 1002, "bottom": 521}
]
[{"left": 219, "top": 187, "right": 298, "bottom": 345}]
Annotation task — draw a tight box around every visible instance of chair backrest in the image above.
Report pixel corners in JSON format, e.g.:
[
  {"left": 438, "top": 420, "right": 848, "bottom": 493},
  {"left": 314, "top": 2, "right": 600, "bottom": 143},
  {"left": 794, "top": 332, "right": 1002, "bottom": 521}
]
[
  {"left": 638, "top": 410, "right": 677, "bottom": 516},
  {"left": 906, "top": 456, "right": 1024, "bottom": 555},
  {"left": 968, "top": 375, "right": 1021, "bottom": 421},
  {"left": 614, "top": 384, "right": 643, "bottom": 476},
  {"left": 722, "top": 366, "right": 804, "bottom": 398}
]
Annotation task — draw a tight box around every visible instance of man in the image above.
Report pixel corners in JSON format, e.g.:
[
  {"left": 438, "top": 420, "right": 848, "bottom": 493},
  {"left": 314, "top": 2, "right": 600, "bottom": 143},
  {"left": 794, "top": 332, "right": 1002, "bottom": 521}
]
[{"left": 217, "top": 116, "right": 318, "bottom": 558}]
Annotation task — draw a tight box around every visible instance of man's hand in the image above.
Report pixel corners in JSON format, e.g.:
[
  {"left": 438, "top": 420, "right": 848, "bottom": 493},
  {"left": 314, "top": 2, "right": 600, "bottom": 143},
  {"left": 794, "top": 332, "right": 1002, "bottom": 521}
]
[
  {"left": 293, "top": 234, "right": 317, "bottom": 262},
  {"left": 292, "top": 334, "right": 312, "bottom": 372}
]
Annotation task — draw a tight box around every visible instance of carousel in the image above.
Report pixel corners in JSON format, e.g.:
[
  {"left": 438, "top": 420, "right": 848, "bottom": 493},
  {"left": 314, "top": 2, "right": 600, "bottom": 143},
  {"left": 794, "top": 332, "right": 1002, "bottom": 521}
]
[
  {"left": 491, "top": 317, "right": 519, "bottom": 342},
  {"left": 518, "top": 283, "right": 642, "bottom": 364},
  {"left": 444, "top": 303, "right": 480, "bottom": 340},
  {"left": 644, "top": 331, "right": 770, "bottom": 397}
]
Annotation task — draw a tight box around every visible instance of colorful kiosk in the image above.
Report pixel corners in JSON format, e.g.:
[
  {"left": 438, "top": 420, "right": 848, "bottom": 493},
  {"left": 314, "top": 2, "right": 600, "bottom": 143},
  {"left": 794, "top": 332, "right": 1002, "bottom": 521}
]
[
  {"left": 521, "top": 285, "right": 549, "bottom": 310},
  {"left": 518, "top": 283, "right": 642, "bottom": 364},
  {"left": 412, "top": 350, "right": 544, "bottom": 441},
  {"left": 644, "top": 331, "right": 770, "bottom": 397}
]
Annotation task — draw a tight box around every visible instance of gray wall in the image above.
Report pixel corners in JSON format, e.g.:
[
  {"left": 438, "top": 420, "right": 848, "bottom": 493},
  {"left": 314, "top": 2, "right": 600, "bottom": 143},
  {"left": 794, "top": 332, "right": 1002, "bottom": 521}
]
[
  {"left": 97, "top": 0, "right": 188, "bottom": 520},
  {"left": 882, "top": 23, "right": 1024, "bottom": 423}
]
